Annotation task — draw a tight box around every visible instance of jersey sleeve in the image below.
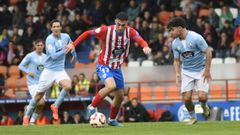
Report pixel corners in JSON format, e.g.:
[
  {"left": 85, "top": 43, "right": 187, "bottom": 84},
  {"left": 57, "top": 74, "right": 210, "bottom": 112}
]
[
  {"left": 67, "top": 34, "right": 73, "bottom": 44},
  {"left": 130, "top": 28, "right": 148, "bottom": 48},
  {"left": 92, "top": 26, "right": 107, "bottom": 39},
  {"left": 129, "top": 28, "right": 141, "bottom": 40},
  {"left": 18, "top": 54, "right": 31, "bottom": 73},
  {"left": 46, "top": 38, "right": 65, "bottom": 60},
  {"left": 172, "top": 40, "right": 180, "bottom": 59},
  {"left": 196, "top": 35, "right": 208, "bottom": 52}
]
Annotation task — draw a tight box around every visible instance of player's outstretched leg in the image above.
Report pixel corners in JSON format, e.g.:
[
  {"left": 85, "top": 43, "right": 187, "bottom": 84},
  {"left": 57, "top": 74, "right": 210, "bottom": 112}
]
[
  {"left": 108, "top": 90, "right": 124, "bottom": 127},
  {"left": 29, "top": 99, "right": 45, "bottom": 125},
  {"left": 88, "top": 78, "right": 117, "bottom": 116},
  {"left": 23, "top": 92, "right": 44, "bottom": 126},
  {"left": 51, "top": 89, "right": 68, "bottom": 120}
]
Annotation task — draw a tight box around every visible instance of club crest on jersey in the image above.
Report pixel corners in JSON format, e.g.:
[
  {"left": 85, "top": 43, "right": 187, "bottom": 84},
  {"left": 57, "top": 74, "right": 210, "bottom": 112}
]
[{"left": 48, "top": 44, "right": 53, "bottom": 50}]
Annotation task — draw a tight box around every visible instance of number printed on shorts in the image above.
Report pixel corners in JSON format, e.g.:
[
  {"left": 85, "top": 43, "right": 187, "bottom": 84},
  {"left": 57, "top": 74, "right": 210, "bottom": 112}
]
[{"left": 101, "top": 67, "right": 109, "bottom": 74}]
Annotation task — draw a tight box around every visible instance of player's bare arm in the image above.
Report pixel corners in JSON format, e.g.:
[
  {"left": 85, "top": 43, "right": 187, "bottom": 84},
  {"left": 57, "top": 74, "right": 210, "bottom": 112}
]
[
  {"left": 203, "top": 47, "right": 212, "bottom": 83},
  {"left": 173, "top": 58, "right": 181, "bottom": 86}
]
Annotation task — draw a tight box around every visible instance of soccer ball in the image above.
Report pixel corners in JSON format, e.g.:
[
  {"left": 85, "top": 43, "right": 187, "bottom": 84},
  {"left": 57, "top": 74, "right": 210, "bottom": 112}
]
[{"left": 89, "top": 112, "right": 106, "bottom": 128}]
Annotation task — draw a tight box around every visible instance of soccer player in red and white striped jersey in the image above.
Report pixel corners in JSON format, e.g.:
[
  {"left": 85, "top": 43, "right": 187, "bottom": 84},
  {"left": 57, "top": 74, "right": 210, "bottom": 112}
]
[{"left": 66, "top": 12, "right": 151, "bottom": 126}]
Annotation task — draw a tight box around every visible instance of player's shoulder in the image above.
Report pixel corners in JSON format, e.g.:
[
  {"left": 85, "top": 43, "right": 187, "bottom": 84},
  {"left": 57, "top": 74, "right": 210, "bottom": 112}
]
[
  {"left": 188, "top": 30, "right": 203, "bottom": 39},
  {"left": 24, "top": 51, "right": 35, "bottom": 59},
  {"left": 46, "top": 34, "right": 54, "bottom": 41},
  {"left": 27, "top": 51, "right": 35, "bottom": 57},
  {"left": 61, "top": 33, "right": 70, "bottom": 37},
  {"left": 42, "top": 53, "right": 47, "bottom": 57},
  {"left": 94, "top": 25, "right": 108, "bottom": 34},
  {"left": 172, "top": 38, "right": 179, "bottom": 47}
]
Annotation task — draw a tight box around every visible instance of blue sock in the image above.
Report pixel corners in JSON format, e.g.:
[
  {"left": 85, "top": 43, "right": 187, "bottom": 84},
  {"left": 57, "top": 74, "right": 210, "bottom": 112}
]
[
  {"left": 25, "top": 98, "right": 37, "bottom": 117},
  {"left": 54, "top": 89, "right": 67, "bottom": 108},
  {"left": 30, "top": 113, "right": 38, "bottom": 123}
]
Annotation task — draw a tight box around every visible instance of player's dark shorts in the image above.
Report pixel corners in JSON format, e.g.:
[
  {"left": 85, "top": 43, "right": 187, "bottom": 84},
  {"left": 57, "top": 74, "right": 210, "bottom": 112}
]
[{"left": 96, "top": 64, "right": 124, "bottom": 89}]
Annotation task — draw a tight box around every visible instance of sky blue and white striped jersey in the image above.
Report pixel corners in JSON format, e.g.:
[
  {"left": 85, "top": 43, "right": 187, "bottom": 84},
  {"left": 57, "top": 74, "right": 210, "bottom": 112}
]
[
  {"left": 172, "top": 31, "right": 208, "bottom": 72},
  {"left": 18, "top": 51, "right": 46, "bottom": 86},
  {"left": 45, "top": 33, "right": 76, "bottom": 71}
]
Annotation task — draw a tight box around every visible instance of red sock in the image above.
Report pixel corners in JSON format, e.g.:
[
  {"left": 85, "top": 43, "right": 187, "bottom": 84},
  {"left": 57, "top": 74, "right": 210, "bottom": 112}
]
[
  {"left": 91, "top": 93, "right": 102, "bottom": 107},
  {"left": 110, "top": 105, "right": 120, "bottom": 119}
]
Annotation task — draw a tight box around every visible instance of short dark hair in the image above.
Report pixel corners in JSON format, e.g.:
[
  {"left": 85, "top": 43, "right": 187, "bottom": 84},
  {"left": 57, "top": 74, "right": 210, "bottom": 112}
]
[
  {"left": 116, "top": 12, "right": 128, "bottom": 20},
  {"left": 35, "top": 39, "right": 44, "bottom": 45},
  {"left": 50, "top": 19, "right": 61, "bottom": 27},
  {"left": 167, "top": 17, "right": 186, "bottom": 29}
]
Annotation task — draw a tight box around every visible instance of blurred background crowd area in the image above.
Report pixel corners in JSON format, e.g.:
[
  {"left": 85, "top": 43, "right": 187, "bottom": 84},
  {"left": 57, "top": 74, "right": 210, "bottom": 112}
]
[{"left": 0, "top": 0, "right": 240, "bottom": 68}]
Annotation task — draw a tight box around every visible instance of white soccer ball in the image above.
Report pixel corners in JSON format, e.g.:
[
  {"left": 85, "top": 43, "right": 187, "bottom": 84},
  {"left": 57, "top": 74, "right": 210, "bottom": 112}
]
[{"left": 89, "top": 112, "right": 106, "bottom": 128}]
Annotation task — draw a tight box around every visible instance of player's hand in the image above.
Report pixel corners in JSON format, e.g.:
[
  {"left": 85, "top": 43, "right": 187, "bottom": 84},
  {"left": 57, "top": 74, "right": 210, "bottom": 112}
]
[
  {"left": 143, "top": 47, "right": 151, "bottom": 55},
  {"left": 66, "top": 43, "right": 75, "bottom": 54},
  {"left": 28, "top": 72, "right": 34, "bottom": 78},
  {"left": 202, "top": 69, "right": 212, "bottom": 83},
  {"left": 175, "top": 73, "right": 180, "bottom": 87}
]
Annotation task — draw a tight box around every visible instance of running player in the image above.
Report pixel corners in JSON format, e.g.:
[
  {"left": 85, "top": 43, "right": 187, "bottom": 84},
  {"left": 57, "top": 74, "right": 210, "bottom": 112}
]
[
  {"left": 18, "top": 39, "right": 46, "bottom": 125},
  {"left": 66, "top": 12, "right": 151, "bottom": 126},
  {"left": 22, "top": 19, "right": 76, "bottom": 125}
]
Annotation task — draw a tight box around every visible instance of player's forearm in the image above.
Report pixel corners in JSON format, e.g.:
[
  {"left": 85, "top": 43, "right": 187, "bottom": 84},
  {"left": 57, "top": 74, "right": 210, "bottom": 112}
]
[
  {"left": 173, "top": 59, "right": 180, "bottom": 75},
  {"left": 205, "top": 47, "right": 212, "bottom": 71},
  {"left": 134, "top": 37, "right": 148, "bottom": 48},
  {"left": 73, "top": 30, "right": 93, "bottom": 46},
  {"left": 50, "top": 49, "right": 65, "bottom": 60},
  {"left": 18, "top": 64, "right": 29, "bottom": 74}
]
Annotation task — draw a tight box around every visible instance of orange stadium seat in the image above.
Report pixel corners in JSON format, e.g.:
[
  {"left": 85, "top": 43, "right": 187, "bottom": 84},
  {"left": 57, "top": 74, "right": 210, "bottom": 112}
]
[
  {"left": 154, "top": 86, "right": 165, "bottom": 100},
  {"left": 128, "top": 87, "right": 138, "bottom": 100},
  {"left": 9, "top": 65, "right": 20, "bottom": 78},
  {"left": 158, "top": 11, "right": 172, "bottom": 25},
  {"left": 4, "top": 89, "right": 16, "bottom": 98},
  {"left": 0, "top": 65, "right": 7, "bottom": 78},
  {"left": 167, "top": 85, "right": 180, "bottom": 100},
  {"left": 228, "top": 83, "right": 238, "bottom": 99},
  {"left": 210, "top": 84, "right": 223, "bottom": 99},
  {"left": 174, "top": 10, "right": 183, "bottom": 17},
  {"left": 198, "top": 9, "right": 209, "bottom": 17},
  {"left": 140, "top": 86, "right": 152, "bottom": 101},
  {"left": 75, "top": 63, "right": 96, "bottom": 69},
  {"left": 6, "top": 77, "right": 18, "bottom": 90},
  {"left": 19, "top": 76, "right": 28, "bottom": 91}
]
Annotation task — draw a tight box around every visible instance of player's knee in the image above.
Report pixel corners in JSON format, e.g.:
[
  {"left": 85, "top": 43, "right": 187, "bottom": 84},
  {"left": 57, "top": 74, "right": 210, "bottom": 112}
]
[
  {"left": 35, "top": 93, "right": 44, "bottom": 102},
  {"left": 62, "top": 83, "right": 72, "bottom": 91},
  {"left": 106, "top": 84, "right": 116, "bottom": 91},
  {"left": 183, "top": 95, "right": 192, "bottom": 103},
  {"left": 199, "top": 95, "right": 208, "bottom": 102},
  {"left": 37, "top": 99, "right": 45, "bottom": 107}
]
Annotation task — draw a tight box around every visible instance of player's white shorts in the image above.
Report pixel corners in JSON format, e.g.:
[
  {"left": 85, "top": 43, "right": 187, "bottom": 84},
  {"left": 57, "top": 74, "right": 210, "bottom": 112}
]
[
  {"left": 37, "top": 69, "right": 70, "bottom": 93},
  {"left": 28, "top": 84, "right": 46, "bottom": 100},
  {"left": 181, "top": 69, "right": 209, "bottom": 93}
]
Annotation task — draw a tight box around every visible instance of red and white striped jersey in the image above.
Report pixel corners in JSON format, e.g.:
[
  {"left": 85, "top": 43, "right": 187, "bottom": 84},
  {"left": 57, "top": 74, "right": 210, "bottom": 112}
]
[{"left": 92, "top": 25, "right": 141, "bottom": 69}]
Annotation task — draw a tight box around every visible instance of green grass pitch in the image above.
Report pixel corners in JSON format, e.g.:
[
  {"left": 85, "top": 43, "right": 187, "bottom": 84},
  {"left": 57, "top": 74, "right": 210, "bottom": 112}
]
[{"left": 1, "top": 121, "right": 239, "bottom": 135}]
